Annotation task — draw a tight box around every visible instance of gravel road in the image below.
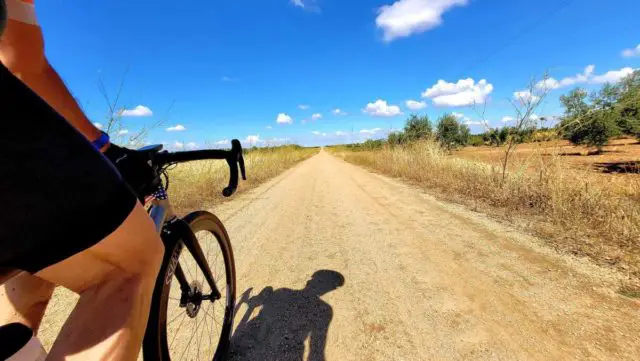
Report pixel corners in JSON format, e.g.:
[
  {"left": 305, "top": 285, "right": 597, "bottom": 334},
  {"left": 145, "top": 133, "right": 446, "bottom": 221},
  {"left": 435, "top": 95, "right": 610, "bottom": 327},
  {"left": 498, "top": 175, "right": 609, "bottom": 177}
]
[{"left": 39, "top": 150, "right": 640, "bottom": 360}]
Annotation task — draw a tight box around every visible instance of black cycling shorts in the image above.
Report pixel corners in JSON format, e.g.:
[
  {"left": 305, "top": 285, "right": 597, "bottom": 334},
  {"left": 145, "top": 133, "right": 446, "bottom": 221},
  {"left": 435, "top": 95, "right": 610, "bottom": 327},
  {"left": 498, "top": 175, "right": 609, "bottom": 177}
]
[{"left": 0, "top": 62, "right": 137, "bottom": 273}]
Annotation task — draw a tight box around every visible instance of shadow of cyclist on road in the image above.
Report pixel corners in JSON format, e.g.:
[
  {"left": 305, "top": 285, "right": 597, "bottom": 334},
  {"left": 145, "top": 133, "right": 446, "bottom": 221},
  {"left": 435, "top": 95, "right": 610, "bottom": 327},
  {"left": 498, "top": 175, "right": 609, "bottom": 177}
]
[{"left": 229, "top": 270, "right": 345, "bottom": 361}]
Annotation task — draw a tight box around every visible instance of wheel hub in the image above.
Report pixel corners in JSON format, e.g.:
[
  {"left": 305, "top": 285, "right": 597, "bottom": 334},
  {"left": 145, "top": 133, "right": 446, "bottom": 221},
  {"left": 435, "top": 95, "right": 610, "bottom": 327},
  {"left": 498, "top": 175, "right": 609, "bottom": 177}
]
[{"left": 184, "top": 281, "right": 203, "bottom": 318}]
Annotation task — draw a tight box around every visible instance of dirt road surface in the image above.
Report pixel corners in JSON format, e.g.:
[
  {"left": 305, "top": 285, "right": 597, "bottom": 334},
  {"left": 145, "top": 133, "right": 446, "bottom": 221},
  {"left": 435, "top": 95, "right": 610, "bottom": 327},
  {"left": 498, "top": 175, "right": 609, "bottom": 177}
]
[{"left": 39, "top": 150, "right": 639, "bottom": 360}]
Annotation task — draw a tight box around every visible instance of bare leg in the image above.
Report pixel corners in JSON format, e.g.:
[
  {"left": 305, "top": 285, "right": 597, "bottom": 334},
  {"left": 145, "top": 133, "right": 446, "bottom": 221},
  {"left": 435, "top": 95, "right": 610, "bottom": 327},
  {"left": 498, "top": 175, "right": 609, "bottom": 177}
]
[{"left": 3, "top": 202, "right": 164, "bottom": 361}]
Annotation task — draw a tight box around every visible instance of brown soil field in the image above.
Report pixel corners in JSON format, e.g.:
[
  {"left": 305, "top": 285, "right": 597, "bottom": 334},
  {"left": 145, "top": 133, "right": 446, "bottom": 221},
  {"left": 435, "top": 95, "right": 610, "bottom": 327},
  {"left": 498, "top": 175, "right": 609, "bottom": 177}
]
[{"left": 454, "top": 138, "right": 640, "bottom": 197}]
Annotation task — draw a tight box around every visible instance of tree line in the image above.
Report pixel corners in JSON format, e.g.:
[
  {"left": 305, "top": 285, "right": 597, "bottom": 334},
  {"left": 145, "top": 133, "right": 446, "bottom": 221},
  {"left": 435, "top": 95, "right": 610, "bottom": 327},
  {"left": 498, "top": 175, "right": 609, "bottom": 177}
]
[
  {"left": 558, "top": 70, "right": 640, "bottom": 152},
  {"left": 355, "top": 70, "right": 640, "bottom": 152}
]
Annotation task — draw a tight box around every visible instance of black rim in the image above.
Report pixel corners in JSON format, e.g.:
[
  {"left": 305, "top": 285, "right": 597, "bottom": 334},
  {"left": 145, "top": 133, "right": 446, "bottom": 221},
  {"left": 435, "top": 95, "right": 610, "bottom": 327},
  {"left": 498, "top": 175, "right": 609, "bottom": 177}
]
[{"left": 156, "top": 214, "right": 235, "bottom": 361}]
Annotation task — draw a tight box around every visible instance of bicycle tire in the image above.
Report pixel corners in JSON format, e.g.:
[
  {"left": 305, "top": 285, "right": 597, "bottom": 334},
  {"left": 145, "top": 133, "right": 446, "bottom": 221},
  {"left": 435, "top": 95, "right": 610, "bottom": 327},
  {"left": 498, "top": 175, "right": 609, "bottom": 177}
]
[{"left": 143, "top": 211, "right": 236, "bottom": 361}]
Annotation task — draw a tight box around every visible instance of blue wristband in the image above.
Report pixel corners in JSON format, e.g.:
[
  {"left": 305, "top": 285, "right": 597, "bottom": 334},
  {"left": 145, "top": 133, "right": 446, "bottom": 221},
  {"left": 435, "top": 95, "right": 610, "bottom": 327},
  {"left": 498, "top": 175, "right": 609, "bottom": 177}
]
[{"left": 92, "top": 131, "right": 110, "bottom": 150}]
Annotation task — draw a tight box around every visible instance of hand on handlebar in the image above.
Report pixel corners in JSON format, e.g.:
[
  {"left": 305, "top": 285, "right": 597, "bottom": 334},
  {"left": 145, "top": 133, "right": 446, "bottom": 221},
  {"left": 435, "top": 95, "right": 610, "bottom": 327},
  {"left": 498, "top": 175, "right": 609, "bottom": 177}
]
[{"left": 104, "top": 144, "right": 160, "bottom": 201}]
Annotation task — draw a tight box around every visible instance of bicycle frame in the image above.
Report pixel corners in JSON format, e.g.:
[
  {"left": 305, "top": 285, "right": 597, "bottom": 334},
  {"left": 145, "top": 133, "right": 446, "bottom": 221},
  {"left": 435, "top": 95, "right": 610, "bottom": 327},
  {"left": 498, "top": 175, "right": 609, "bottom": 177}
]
[{"left": 148, "top": 188, "right": 222, "bottom": 305}]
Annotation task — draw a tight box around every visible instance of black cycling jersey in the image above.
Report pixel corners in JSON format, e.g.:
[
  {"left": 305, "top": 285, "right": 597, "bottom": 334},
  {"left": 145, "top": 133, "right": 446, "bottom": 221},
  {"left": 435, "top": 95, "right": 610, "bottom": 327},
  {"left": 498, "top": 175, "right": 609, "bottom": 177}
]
[{"left": 0, "top": 62, "right": 137, "bottom": 273}]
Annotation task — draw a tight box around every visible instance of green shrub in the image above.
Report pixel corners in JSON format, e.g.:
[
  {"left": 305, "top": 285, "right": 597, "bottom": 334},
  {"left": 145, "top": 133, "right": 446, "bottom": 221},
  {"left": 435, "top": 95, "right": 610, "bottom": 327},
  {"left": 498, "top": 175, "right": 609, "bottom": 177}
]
[
  {"left": 387, "top": 131, "right": 406, "bottom": 146},
  {"left": 436, "top": 114, "right": 470, "bottom": 149},
  {"left": 469, "top": 134, "right": 485, "bottom": 146},
  {"left": 404, "top": 114, "right": 432, "bottom": 141}
]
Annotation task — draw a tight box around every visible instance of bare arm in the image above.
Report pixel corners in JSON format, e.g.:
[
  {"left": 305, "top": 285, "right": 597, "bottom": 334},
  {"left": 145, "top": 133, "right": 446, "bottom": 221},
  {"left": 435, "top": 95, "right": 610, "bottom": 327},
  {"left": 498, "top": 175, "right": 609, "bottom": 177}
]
[{"left": 0, "top": 17, "right": 106, "bottom": 148}]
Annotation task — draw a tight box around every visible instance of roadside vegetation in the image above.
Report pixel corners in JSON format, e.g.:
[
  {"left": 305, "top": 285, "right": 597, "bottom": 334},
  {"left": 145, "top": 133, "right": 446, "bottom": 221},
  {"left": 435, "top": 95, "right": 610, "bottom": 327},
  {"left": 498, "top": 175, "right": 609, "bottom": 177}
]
[
  {"left": 329, "top": 71, "right": 640, "bottom": 290},
  {"left": 169, "top": 145, "right": 318, "bottom": 212}
]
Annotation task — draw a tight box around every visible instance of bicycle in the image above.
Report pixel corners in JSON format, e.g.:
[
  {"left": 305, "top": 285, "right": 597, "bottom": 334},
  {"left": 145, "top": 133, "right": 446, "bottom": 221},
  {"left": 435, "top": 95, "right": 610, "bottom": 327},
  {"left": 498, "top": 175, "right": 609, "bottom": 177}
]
[
  {"left": 141, "top": 139, "right": 245, "bottom": 361},
  {"left": 0, "top": 139, "right": 246, "bottom": 361}
]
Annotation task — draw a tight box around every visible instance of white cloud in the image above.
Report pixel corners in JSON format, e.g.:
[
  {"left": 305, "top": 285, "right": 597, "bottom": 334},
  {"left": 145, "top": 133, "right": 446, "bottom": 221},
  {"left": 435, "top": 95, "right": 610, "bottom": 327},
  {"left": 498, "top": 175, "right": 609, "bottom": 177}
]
[
  {"left": 536, "top": 78, "right": 560, "bottom": 90},
  {"left": 363, "top": 99, "right": 403, "bottom": 117},
  {"left": 359, "top": 128, "right": 384, "bottom": 135},
  {"left": 464, "top": 120, "right": 483, "bottom": 126},
  {"left": 311, "top": 131, "right": 327, "bottom": 136},
  {"left": 376, "top": 0, "right": 468, "bottom": 42},
  {"left": 94, "top": 122, "right": 103, "bottom": 130},
  {"left": 422, "top": 78, "right": 493, "bottom": 107},
  {"left": 359, "top": 128, "right": 385, "bottom": 139},
  {"left": 120, "top": 105, "right": 153, "bottom": 117},
  {"left": 174, "top": 141, "right": 184, "bottom": 150},
  {"left": 536, "top": 65, "right": 594, "bottom": 91},
  {"left": 529, "top": 114, "right": 539, "bottom": 121},
  {"left": 221, "top": 76, "right": 234, "bottom": 82},
  {"left": 312, "top": 113, "right": 322, "bottom": 120},
  {"left": 215, "top": 139, "right": 230, "bottom": 145},
  {"left": 502, "top": 116, "right": 514, "bottom": 123},
  {"left": 622, "top": 44, "right": 640, "bottom": 58},
  {"left": 298, "top": 104, "right": 310, "bottom": 110},
  {"left": 536, "top": 65, "right": 635, "bottom": 91},
  {"left": 186, "top": 142, "right": 198, "bottom": 150},
  {"left": 245, "top": 135, "right": 264, "bottom": 144},
  {"left": 118, "top": 129, "right": 129, "bottom": 135},
  {"left": 405, "top": 100, "right": 427, "bottom": 110},
  {"left": 335, "top": 131, "right": 348, "bottom": 136},
  {"left": 166, "top": 124, "right": 186, "bottom": 132},
  {"left": 276, "top": 113, "right": 293, "bottom": 124},
  {"left": 513, "top": 90, "right": 540, "bottom": 103},
  {"left": 591, "top": 67, "right": 635, "bottom": 84},
  {"left": 266, "top": 125, "right": 273, "bottom": 129},
  {"left": 451, "top": 112, "right": 471, "bottom": 122},
  {"left": 266, "top": 138, "right": 290, "bottom": 145},
  {"left": 290, "top": 0, "right": 319, "bottom": 12},
  {"left": 332, "top": 108, "right": 347, "bottom": 116}
]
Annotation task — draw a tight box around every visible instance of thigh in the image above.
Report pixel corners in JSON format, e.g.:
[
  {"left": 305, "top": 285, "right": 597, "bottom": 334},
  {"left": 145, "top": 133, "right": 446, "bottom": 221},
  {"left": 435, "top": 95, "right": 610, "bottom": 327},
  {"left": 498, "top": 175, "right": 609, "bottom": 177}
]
[{"left": 35, "top": 202, "right": 164, "bottom": 294}]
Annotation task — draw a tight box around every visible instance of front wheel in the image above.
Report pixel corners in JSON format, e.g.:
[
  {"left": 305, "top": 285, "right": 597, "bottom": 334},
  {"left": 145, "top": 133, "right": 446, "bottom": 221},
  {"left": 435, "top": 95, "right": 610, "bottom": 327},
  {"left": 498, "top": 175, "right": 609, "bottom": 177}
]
[{"left": 144, "top": 211, "right": 236, "bottom": 361}]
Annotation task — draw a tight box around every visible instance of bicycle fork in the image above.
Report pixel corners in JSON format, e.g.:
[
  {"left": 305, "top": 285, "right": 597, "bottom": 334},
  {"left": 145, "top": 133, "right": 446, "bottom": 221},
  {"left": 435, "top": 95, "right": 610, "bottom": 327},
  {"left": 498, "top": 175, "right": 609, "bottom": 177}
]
[{"left": 158, "top": 213, "right": 222, "bottom": 319}]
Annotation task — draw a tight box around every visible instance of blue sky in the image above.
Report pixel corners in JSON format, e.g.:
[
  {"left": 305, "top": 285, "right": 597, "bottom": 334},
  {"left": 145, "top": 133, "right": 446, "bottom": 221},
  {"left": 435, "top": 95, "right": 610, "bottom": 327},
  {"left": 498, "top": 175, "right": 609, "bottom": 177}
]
[{"left": 37, "top": 0, "right": 639, "bottom": 148}]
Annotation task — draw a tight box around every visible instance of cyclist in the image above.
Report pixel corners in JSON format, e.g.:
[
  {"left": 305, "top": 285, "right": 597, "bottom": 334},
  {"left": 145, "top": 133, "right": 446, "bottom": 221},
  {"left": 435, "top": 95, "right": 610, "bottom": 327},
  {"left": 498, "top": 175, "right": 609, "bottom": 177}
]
[{"left": 1, "top": 1, "right": 165, "bottom": 359}]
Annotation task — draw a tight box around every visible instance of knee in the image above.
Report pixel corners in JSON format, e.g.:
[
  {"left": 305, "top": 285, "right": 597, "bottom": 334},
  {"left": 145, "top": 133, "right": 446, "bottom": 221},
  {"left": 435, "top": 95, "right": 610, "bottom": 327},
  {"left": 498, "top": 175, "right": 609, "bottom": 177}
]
[
  {"left": 145, "top": 233, "right": 165, "bottom": 276},
  {"left": 131, "top": 228, "right": 164, "bottom": 280}
]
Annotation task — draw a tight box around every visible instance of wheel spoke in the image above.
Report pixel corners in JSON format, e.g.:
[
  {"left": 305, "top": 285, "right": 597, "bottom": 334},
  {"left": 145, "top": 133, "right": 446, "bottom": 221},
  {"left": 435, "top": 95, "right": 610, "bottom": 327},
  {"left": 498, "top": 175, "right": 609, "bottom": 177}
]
[
  {"left": 205, "top": 304, "right": 217, "bottom": 342},
  {"left": 183, "top": 256, "right": 195, "bottom": 282},
  {"left": 178, "top": 315, "right": 202, "bottom": 361},
  {"left": 203, "top": 305, "right": 219, "bottom": 337},
  {"left": 169, "top": 313, "right": 187, "bottom": 349},
  {"left": 208, "top": 304, "right": 216, "bottom": 360},
  {"left": 167, "top": 308, "right": 185, "bottom": 326},
  {"left": 202, "top": 305, "right": 213, "bottom": 360},
  {"left": 196, "top": 310, "right": 206, "bottom": 360},
  {"left": 212, "top": 251, "right": 221, "bottom": 278}
]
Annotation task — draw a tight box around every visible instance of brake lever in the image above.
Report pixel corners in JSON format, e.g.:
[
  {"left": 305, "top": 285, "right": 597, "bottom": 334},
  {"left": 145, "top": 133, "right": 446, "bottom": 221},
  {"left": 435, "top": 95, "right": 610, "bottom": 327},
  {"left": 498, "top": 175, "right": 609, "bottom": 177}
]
[{"left": 222, "top": 139, "right": 246, "bottom": 197}]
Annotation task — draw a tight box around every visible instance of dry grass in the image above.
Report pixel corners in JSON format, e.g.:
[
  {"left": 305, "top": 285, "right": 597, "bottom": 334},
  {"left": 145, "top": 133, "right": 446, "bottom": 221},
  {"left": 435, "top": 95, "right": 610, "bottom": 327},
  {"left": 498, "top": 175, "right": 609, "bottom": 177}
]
[
  {"left": 167, "top": 146, "right": 318, "bottom": 213},
  {"left": 455, "top": 138, "right": 640, "bottom": 199},
  {"left": 330, "top": 141, "right": 640, "bottom": 288}
]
